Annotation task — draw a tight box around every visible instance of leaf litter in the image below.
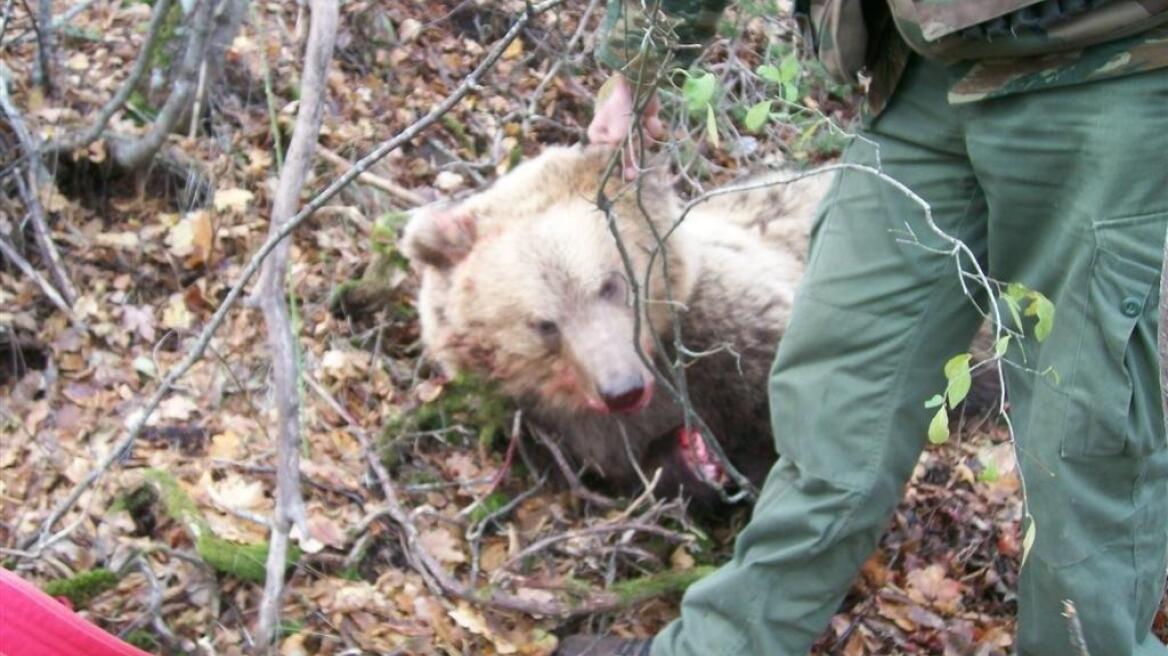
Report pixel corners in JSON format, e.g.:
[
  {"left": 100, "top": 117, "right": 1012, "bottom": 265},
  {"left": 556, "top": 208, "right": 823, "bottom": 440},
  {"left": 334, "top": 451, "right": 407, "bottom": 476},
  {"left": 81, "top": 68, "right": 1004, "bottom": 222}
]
[{"left": 1, "top": 1, "right": 1164, "bottom": 654}]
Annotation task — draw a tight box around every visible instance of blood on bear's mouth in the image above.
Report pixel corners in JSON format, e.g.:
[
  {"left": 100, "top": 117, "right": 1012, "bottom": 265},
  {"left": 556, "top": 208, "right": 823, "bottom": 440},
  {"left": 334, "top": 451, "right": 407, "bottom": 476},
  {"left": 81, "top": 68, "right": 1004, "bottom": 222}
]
[{"left": 677, "top": 426, "right": 726, "bottom": 485}]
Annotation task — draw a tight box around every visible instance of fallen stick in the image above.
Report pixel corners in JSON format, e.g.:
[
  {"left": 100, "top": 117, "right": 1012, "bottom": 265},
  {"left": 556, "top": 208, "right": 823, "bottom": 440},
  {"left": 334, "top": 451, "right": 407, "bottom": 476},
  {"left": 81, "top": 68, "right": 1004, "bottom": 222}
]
[
  {"left": 317, "top": 147, "right": 426, "bottom": 207},
  {"left": 20, "top": 0, "right": 565, "bottom": 563}
]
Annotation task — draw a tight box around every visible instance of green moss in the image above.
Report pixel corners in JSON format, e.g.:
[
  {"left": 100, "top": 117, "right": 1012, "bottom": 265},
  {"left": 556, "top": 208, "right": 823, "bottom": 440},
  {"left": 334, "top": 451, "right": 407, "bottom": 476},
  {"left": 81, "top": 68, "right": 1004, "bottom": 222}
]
[
  {"left": 42, "top": 568, "right": 120, "bottom": 608},
  {"left": 147, "top": 0, "right": 184, "bottom": 72},
  {"left": 142, "top": 470, "right": 301, "bottom": 582},
  {"left": 143, "top": 469, "right": 207, "bottom": 534},
  {"left": 329, "top": 212, "right": 413, "bottom": 319},
  {"left": 119, "top": 482, "right": 159, "bottom": 514},
  {"left": 609, "top": 566, "right": 714, "bottom": 604},
  {"left": 380, "top": 373, "right": 512, "bottom": 460},
  {"left": 440, "top": 114, "right": 473, "bottom": 151},
  {"left": 279, "top": 618, "right": 305, "bottom": 638},
  {"left": 195, "top": 534, "right": 300, "bottom": 583},
  {"left": 371, "top": 212, "right": 411, "bottom": 259}
]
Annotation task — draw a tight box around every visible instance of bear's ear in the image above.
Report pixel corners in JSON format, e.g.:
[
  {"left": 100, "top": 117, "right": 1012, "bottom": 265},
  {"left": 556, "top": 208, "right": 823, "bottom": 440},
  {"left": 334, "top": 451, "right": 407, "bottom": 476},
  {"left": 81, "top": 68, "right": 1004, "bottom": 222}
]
[{"left": 401, "top": 203, "right": 477, "bottom": 270}]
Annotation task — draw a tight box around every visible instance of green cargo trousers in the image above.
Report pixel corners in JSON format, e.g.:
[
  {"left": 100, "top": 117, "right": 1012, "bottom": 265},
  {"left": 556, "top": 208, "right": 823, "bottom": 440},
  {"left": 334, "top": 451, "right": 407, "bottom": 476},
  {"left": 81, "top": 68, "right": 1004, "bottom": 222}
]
[{"left": 652, "top": 57, "right": 1168, "bottom": 656}]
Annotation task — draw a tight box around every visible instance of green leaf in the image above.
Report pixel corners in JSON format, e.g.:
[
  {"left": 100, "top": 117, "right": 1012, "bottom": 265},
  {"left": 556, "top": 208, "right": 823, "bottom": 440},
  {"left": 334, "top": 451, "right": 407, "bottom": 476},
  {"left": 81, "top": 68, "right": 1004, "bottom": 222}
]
[
  {"left": 923, "top": 394, "right": 945, "bottom": 409},
  {"left": 1021, "top": 514, "right": 1036, "bottom": 568},
  {"left": 978, "top": 459, "right": 999, "bottom": 483},
  {"left": 757, "top": 64, "right": 781, "bottom": 84},
  {"left": 778, "top": 53, "right": 800, "bottom": 83},
  {"left": 1004, "top": 282, "right": 1028, "bottom": 302},
  {"left": 927, "top": 406, "right": 950, "bottom": 444},
  {"left": 943, "top": 353, "right": 972, "bottom": 409},
  {"left": 1002, "top": 294, "right": 1024, "bottom": 334},
  {"left": 782, "top": 81, "right": 799, "bottom": 103},
  {"left": 743, "top": 100, "right": 771, "bottom": 133},
  {"left": 705, "top": 103, "right": 719, "bottom": 148},
  {"left": 1031, "top": 292, "right": 1055, "bottom": 342},
  {"left": 1041, "top": 366, "right": 1061, "bottom": 386},
  {"left": 993, "top": 335, "right": 1011, "bottom": 357},
  {"left": 683, "top": 71, "right": 717, "bottom": 112},
  {"left": 468, "top": 491, "right": 510, "bottom": 523}
]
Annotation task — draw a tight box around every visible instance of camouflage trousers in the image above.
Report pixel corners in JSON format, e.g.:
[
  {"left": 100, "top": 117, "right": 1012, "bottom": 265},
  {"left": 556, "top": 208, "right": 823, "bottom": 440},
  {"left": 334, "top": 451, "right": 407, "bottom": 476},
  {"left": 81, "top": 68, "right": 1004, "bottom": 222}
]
[{"left": 652, "top": 56, "right": 1168, "bottom": 656}]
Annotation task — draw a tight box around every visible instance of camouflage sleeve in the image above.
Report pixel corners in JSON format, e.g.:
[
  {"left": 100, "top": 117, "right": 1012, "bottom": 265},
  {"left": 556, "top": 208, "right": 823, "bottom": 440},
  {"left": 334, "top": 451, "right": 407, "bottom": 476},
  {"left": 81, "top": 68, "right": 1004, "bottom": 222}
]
[{"left": 596, "top": 0, "right": 731, "bottom": 88}]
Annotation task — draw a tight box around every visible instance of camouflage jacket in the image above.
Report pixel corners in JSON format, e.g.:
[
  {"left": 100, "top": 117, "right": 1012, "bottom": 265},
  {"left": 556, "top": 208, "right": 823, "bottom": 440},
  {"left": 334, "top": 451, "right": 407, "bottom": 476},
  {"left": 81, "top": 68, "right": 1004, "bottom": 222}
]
[{"left": 596, "top": 0, "right": 1168, "bottom": 112}]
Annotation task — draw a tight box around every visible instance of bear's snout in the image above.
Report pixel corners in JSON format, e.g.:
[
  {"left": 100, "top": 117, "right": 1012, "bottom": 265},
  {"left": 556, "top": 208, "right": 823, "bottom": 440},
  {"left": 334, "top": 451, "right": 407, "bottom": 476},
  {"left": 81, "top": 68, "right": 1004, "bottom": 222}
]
[{"left": 598, "top": 376, "right": 652, "bottom": 414}]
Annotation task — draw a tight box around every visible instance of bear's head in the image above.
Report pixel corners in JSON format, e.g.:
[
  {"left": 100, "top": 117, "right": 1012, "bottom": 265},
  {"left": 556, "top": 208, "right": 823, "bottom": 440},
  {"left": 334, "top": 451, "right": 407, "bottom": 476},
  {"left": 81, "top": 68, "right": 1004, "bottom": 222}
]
[{"left": 402, "top": 146, "right": 691, "bottom": 416}]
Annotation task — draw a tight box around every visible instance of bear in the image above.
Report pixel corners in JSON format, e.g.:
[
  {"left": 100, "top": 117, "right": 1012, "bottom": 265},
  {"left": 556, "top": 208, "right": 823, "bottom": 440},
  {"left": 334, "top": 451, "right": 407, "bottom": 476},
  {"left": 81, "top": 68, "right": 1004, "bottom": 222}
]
[{"left": 399, "top": 144, "right": 833, "bottom": 509}]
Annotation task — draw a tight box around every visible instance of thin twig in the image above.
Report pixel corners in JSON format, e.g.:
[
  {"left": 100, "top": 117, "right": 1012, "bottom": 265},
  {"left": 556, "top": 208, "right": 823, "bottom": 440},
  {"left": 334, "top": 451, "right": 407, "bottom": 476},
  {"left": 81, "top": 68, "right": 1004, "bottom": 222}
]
[
  {"left": 33, "top": 0, "right": 53, "bottom": 93},
  {"left": 128, "top": 555, "right": 180, "bottom": 649},
  {"left": 530, "top": 424, "right": 620, "bottom": 509},
  {"left": 251, "top": 3, "right": 284, "bottom": 169},
  {"left": 317, "top": 147, "right": 425, "bottom": 206},
  {"left": 492, "top": 522, "right": 689, "bottom": 581},
  {"left": 0, "top": 231, "right": 76, "bottom": 320},
  {"left": 253, "top": 0, "right": 338, "bottom": 647},
  {"left": 521, "top": 0, "right": 600, "bottom": 131},
  {"left": 0, "top": 67, "right": 77, "bottom": 304},
  {"left": 22, "top": 0, "right": 563, "bottom": 560},
  {"left": 43, "top": 0, "right": 176, "bottom": 155},
  {"left": 2, "top": 0, "right": 98, "bottom": 45},
  {"left": 0, "top": 0, "right": 15, "bottom": 42},
  {"left": 188, "top": 58, "right": 208, "bottom": 138}
]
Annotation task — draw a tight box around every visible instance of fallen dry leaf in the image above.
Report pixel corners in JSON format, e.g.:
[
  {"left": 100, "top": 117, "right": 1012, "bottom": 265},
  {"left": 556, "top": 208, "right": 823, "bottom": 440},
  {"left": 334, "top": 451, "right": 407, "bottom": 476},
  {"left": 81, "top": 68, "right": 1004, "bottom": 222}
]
[
  {"left": 419, "top": 527, "right": 466, "bottom": 565},
  {"left": 905, "top": 564, "right": 963, "bottom": 614}
]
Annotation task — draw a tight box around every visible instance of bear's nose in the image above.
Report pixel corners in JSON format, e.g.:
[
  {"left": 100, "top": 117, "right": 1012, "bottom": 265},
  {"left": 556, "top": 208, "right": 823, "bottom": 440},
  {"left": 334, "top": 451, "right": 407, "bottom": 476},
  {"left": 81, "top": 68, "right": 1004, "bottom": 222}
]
[{"left": 599, "top": 380, "right": 650, "bottom": 414}]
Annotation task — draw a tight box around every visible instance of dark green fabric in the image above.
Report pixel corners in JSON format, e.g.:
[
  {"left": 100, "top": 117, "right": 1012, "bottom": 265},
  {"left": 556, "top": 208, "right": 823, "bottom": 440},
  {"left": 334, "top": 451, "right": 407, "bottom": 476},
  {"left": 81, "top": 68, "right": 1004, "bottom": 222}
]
[
  {"left": 651, "top": 57, "right": 1168, "bottom": 656},
  {"left": 595, "top": 0, "right": 1168, "bottom": 111}
]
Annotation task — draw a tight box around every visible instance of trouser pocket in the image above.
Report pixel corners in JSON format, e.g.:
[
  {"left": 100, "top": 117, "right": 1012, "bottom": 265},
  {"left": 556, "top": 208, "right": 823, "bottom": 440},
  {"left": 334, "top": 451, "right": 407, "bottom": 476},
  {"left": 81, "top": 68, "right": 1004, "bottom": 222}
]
[{"left": 1060, "top": 211, "right": 1166, "bottom": 458}]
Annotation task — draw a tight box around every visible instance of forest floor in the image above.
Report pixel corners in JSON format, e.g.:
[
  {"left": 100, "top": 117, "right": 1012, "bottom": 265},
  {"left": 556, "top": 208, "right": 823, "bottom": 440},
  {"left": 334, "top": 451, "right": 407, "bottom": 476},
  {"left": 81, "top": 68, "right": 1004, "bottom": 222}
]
[{"left": 2, "top": 1, "right": 1165, "bottom": 654}]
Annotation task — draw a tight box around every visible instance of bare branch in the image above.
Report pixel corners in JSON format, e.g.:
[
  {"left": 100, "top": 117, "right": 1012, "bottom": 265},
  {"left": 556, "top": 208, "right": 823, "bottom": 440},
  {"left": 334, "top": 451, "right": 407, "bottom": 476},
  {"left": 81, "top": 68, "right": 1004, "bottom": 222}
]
[
  {"left": 0, "top": 0, "right": 16, "bottom": 42},
  {"left": 33, "top": 0, "right": 53, "bottom": 93},
  {"left": 317, "top": 146, "right": 426, "bottom": 207},
  {"left": 43, "top": 0, "right": 176, "bottom": 155},
  {"left": 253, "top": 0, "right": 338, "bottom": 647},
  {"left": 2, "top": 0, "right": 99, "bottom": 45},
  {"left": 0, "top": 67, "right": 77, "bottom": 304},
  {"left": 492, "top": 523, "right": 688, "bottom": 580},
  {"left": 0, "top": 231, "right": 75, "bottom": 320},
  {"left": 127, "top": 555, "right": 181, "bottom": 650},
  {"left": 351, "top": 385, "right": 695, "bottom": 617},
  {"left": 530, "top": 425, "right": 621, "bottom": 510},
  {"left": 521, "top": 0, "right": 601, "bottom": 131},
  {"left": 21, "top": 0, "right": 564, "bottom": 576},
  {"left": 109, "top": 0, "right": 216, "bottom": 170}
]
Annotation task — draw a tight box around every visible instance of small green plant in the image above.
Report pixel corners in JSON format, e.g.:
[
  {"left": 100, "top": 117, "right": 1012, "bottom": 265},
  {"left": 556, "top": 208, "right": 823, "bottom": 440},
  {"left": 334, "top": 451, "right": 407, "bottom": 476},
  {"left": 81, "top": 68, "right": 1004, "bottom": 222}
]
[
  {"left": 923, "top": 282, "right": 1055, "bottom": 445},
  {"left": 681, "top": 70, "right": 721, "bottom": 148}
]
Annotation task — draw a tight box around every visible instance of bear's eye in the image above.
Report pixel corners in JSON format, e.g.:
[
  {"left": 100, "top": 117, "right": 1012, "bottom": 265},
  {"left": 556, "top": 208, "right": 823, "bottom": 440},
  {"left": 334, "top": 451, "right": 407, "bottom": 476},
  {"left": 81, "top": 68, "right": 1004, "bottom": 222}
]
[
  {"left": 531, "top": 320, "right": 559, "bottom": 338},
  {"left": 599, "top": 275, "right": 624, "bottom": 302}
]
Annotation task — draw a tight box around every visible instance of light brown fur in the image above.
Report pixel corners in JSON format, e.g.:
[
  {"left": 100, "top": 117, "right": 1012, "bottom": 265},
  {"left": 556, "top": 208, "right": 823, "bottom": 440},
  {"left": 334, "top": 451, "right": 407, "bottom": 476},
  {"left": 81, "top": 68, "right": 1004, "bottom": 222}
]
[{"left": 401, "top": 145, "right": 830, "bottom": 502}]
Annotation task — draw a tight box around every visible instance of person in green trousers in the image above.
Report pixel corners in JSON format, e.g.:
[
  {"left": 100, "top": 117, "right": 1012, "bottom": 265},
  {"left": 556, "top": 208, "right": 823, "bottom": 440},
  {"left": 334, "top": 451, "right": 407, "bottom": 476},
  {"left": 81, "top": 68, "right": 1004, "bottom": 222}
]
[{"left": 559, "top": 1, "right": 1168, "bottom": 654}]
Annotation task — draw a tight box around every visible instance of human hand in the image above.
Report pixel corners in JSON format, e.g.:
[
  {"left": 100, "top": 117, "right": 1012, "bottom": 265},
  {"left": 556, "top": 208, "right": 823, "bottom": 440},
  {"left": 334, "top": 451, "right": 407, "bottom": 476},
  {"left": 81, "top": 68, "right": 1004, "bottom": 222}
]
[{"left": 587, "top": 74, "right": 665, "bottom": 180}]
